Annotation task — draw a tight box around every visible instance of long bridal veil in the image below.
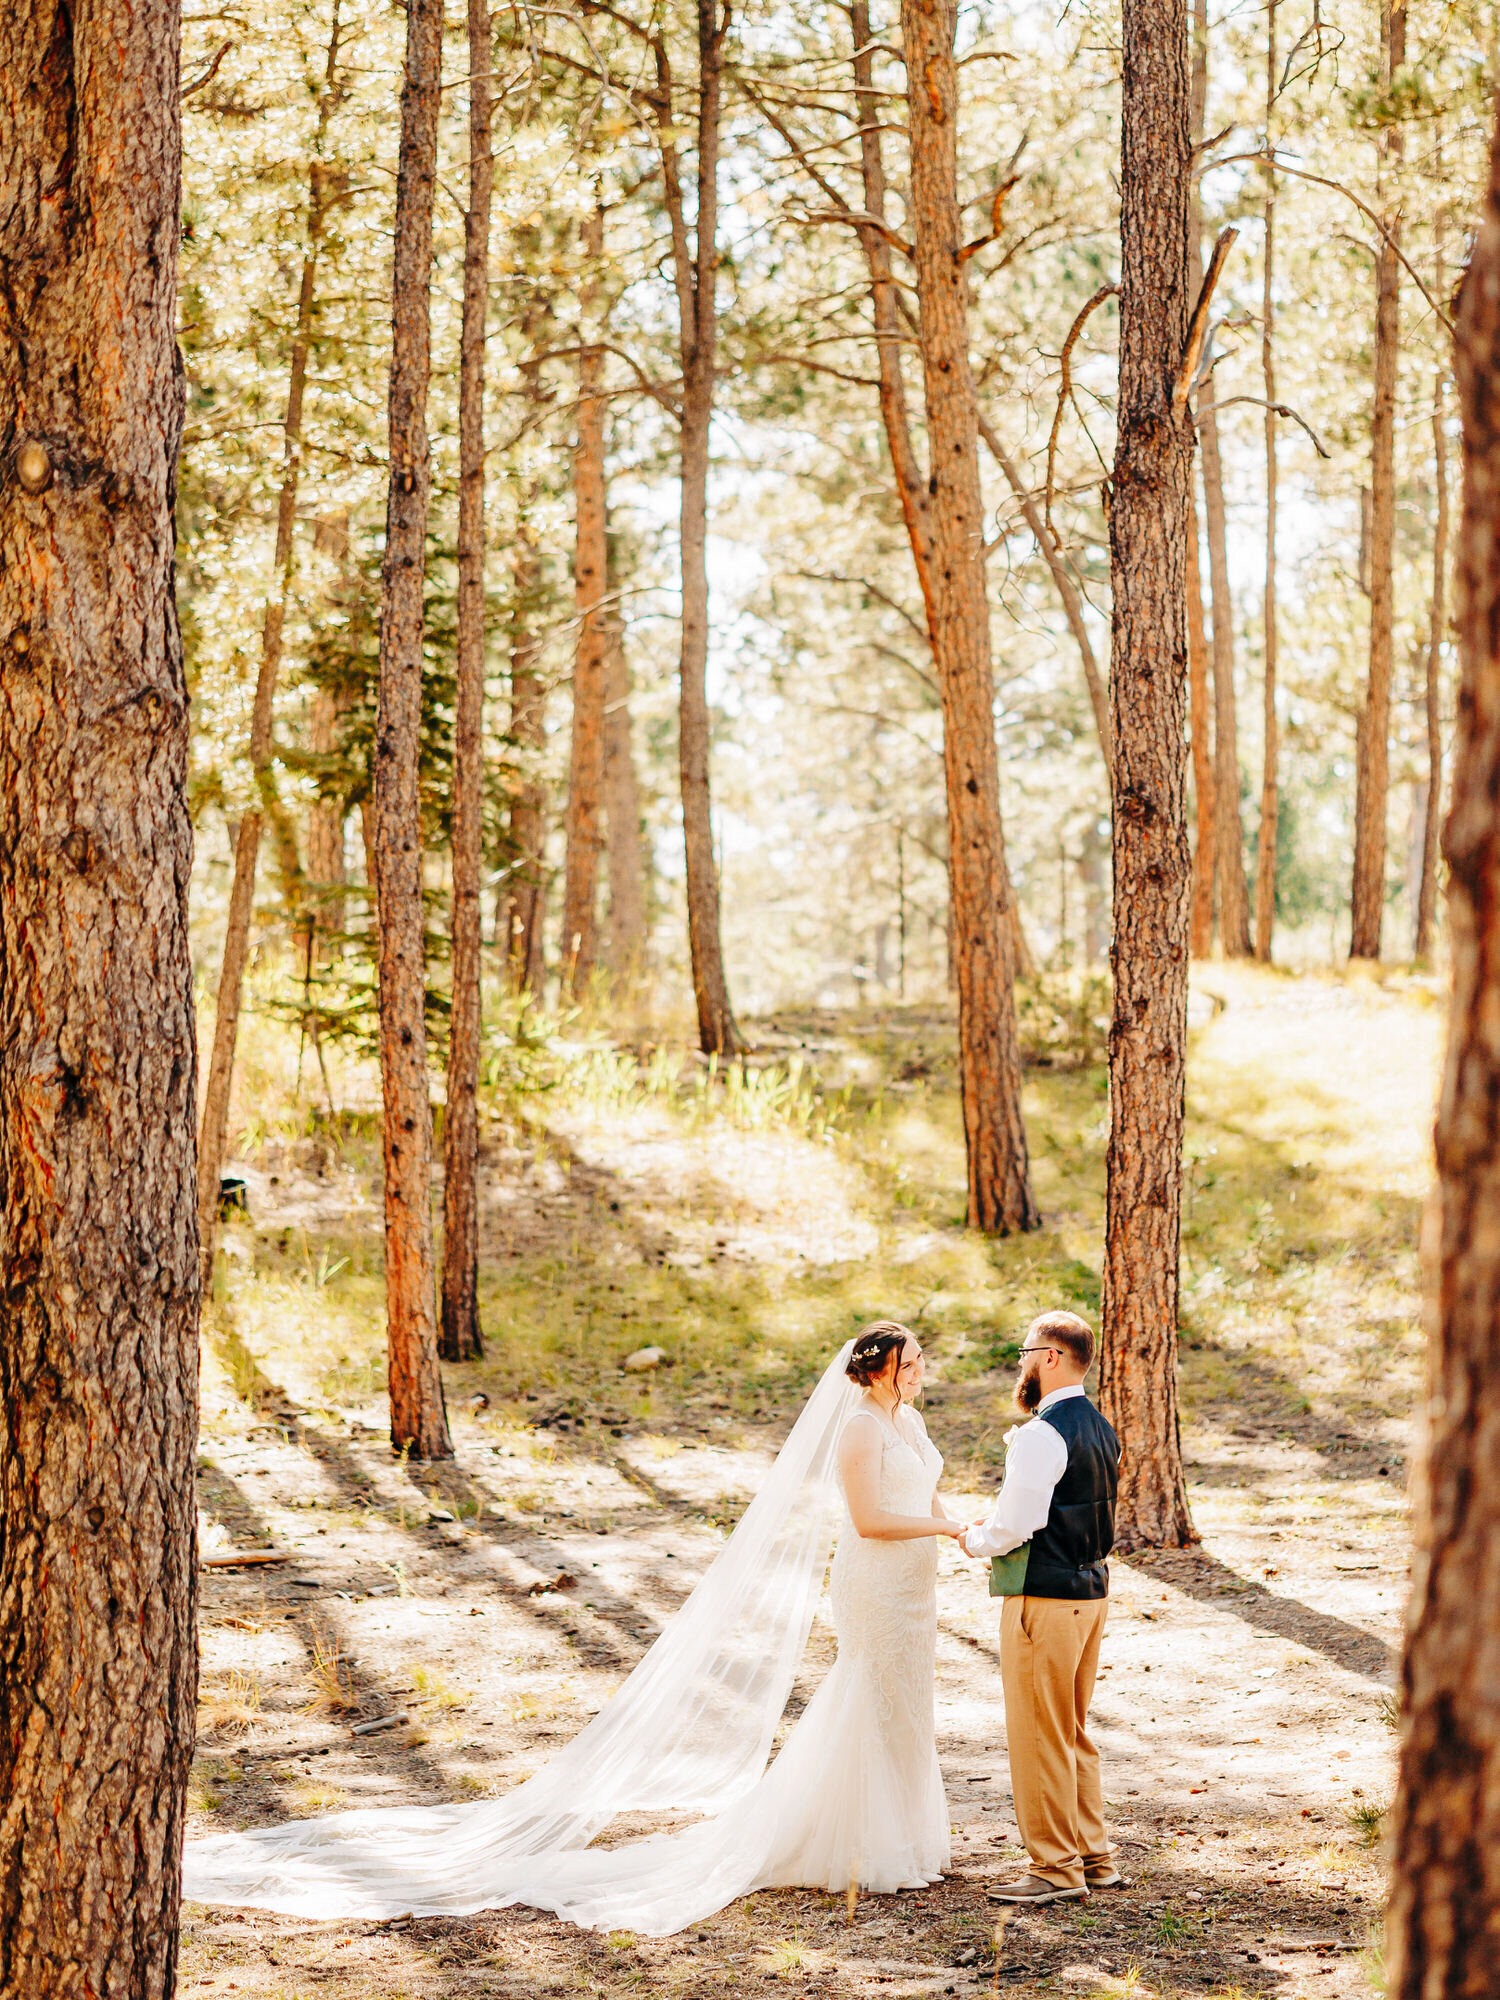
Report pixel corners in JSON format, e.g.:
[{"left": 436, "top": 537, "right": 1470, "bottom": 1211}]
[{"left": 184, "top": 1342, "right": 861, "bottom": 1931}]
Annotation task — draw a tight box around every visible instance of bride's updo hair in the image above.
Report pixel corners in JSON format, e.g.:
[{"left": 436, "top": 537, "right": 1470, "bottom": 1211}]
[{"left": 846, "top": 1320, "right": 913, "bottom": 1390}]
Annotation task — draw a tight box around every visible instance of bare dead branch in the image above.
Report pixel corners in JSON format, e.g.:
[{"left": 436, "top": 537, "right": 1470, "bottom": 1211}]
[
  {"left": 1173, "top": 225, "right": 1237, "bottom": 414},
  {"left": 1044, "top": 283, "right": 1118, "bottom": 536},
  {"left": 181, "top": 39, "right": 231, "bottom": 96},
  {"left": 959, "top": 174, "right": 1020, "bottom": 263},
  {"left": 1204, "top": 394, "right": 1331, "bottom": 458},
  {"left": 1205, "top": 151, "right": 1453, "bottom": 331}
]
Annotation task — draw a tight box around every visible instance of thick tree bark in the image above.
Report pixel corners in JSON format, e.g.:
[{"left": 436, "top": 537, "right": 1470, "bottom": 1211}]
[
  {"left": 900, "top": 0, "right": 1037, "bottom": 1232},
  {"left": 503, "top": 526, "right": 548, "bottom": 993},
  {"left": 1254, "top": 23, "right": 1279, "bottom": 964},
  {"left": 1188, "top": 483, "right": 1217, "bottom": 956},
  {"left": 374, "top": 0, "right": 451, "bottom": 1460},
  {"left": 196, "top": 17, "right": 342, "bottom": 1284},
  {"left": 1350, "top": 0, "right": 1406, "bottom": 961},
  {"left": 440, "top": 0, "right": 493, "bottom": 1367},
  {"left": 846, "top": 0, "right": 1036, "bottom": 1231},
  {"left": 560, "top": 204, "right": 609, "bottom": 997},
  {"left": 603, "top": 598, "right": 650, "bottom": 979},
  {"left": 0, "top": 0, "right": 201, "bottom": 1990},
  {"left": 664, "top": 0, "right": 741, "bottom": 1055},
  {"left": 1385, "top": 110, "right": 1500, "bottom": 1995},
  {"left": 1100, "top": 0, "right": 1197, "bottom": 1551}
]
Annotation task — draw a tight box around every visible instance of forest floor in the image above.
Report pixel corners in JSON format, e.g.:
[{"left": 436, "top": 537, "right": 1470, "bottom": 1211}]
[{"left": 183, "top": 961, "right": 1442, "bottom": 2000}]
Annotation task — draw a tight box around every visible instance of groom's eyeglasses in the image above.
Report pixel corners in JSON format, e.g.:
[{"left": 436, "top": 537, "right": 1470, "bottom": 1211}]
[{"left": 1017, "top": 1345, "right": 1058, "bottom": 1358}]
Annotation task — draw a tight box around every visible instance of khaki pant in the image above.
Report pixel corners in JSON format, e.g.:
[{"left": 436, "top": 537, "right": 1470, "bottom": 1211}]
[{"left": 1000, "top": 1595, "right": 1110, "bottom": 1890}]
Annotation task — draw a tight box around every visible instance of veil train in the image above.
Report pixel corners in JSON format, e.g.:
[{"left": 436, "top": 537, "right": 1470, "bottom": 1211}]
[{"left": 184, "top": 1343, "right": 861, "bottom": 1933}]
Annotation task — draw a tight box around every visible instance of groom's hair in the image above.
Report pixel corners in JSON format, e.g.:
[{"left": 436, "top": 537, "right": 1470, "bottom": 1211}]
[{"left": 1028, "top": 1310, "right": 1094, "bottom": 1372}]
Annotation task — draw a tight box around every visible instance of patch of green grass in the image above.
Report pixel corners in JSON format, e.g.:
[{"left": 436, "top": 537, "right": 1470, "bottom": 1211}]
[{"left": 1152, "top": 1905, "right": 1195, "bottom": 1945}]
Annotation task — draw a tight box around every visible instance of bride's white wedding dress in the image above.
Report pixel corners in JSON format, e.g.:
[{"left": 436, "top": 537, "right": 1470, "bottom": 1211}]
[{"left": 184, "top": 1348, "right": 950, "bottom": 1935}]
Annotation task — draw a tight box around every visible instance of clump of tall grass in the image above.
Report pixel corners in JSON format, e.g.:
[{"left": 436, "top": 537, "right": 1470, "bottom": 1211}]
[
  {"left": 198, "top": 1670, "right": 262, "bottom": 1737},
  {"left": 303, "top": 1622, "right": 358, "bottom": 1714}
]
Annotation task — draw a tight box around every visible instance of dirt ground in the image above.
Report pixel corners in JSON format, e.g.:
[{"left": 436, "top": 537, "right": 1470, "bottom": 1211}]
[{"left": 184, "top": 968, "right": 1433, "bottom": 1999}]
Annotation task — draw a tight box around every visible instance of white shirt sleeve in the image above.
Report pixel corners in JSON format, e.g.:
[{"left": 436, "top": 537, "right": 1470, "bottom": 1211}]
[{"left": 961, "top": 1419, "right": 1069, "bottom": 1558}]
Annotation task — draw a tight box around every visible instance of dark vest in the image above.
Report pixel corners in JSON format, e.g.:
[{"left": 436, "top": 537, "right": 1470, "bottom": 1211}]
[{"left": 1022, "top": 1395, "right": 1120, "bottom": 1601}]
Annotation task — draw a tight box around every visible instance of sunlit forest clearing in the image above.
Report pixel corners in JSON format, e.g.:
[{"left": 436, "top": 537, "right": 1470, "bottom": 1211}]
[
  {"left": 11, "top": 0, "right": 1500, "bottom": 1980},
  {"left": 184, "top": 962, "right": 1434, "bottom": 1996}
]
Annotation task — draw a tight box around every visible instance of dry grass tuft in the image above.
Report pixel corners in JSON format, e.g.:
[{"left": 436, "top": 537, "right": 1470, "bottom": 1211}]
[
  {"left": 303, "top": 1621, "right": 358, "bottom": 1713},
  {"left": 198, "top": 1669, "right": 263, "bottom": 1737}
]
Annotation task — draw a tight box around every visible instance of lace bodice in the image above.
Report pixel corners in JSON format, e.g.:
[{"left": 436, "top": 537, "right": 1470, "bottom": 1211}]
[{"left": 840, "top": 1403, "right": 944, "bottom": 1514}]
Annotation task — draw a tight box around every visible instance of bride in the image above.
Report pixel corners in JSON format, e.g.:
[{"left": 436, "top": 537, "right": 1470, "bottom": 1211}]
[{"left": 185, "top": 1322, "right": 966, "bottom": 1935}]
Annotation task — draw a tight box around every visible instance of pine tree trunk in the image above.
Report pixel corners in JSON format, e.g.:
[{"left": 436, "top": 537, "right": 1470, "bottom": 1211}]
[
  {"left": 1198, "top": 396, "right": 1249, "bottom": 964},
  {"left": 374, "top": 0, "right": 451, "bottom": 1461},
  {"left": 440, "top": 0, "right": 492, "bottom": 1367},
  {"left": 1385, "top": 112, "right": 1500, "bottom": 1992},
  {"left": 1189, "top": 0, "right": 1249, "bottom": 958},
  {"left": 1350, "top": 0, "right": 1406, "bottom": 961},
  {"left": 1254, "top": 35, "right": 1279, "bottom": 964},
  {"left": 196, "top": 24, "right": 342, "bottom": 1283},
  {"left": 844, "top": 13, "right": 1042, "bottom": 971},
  {"left": 0, "top": 1, "right": 201, "bottom": 1988},
  {"left": 603, "top": 598, "right": 650, "bottom": 979},
  {"left": 1188, "top": 483, "right": 1218, "bottom": 956},
  {"left": 1416, "top": 356, "right": 1448, "bottom": 958},
  {"left": 668, "top": 0, "right": 741, "bottom": 1056},
  {"left": 899, "top": 0, "right": 1037, "bottom": 1232},
  {"left": 561, "top": 205, "right": 609, "bottom": 997},
  {"left": 503, "top": 527, "right": 548, "bottom": 993},
  {"left": 1100, "top": 0, "right": 1197, "bottom": 1551},
  {"left": 307, "top": 682, "right": 349, "bottom": 950}
]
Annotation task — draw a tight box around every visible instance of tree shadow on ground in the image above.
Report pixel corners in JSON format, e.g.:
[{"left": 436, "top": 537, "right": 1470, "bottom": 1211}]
[{"left": 1122, "top": 1547, "right": 1396, "bottom": 1683}]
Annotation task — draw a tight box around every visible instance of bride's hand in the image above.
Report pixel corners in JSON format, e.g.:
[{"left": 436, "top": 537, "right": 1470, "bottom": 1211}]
[{"left": 936, "top": 1517, "right": 966, "bottom": 1538}]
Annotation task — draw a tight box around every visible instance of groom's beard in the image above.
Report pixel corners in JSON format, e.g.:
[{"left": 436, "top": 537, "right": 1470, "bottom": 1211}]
[{"left": 1014, "top": 1364, "right": 1042, "bottom": 1414}]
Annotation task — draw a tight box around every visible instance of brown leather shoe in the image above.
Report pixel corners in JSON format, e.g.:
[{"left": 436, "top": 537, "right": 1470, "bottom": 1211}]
[{"left": 986, "top": 1875, "right": 1088, "bottom": 1905}]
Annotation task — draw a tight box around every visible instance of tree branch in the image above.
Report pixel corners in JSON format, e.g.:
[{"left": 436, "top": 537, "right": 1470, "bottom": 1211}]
[
  {"left": 1204, "top": 393, "right": 1331, "bottom": 458},
  {"left": 1045, "top": 283, "right": 1118, "bottom": 536},
  {"left": 1173, "top": 225, "right": 1237, "bottom": 414},
  {"left": 181, "top": 38, "right": 231, "bottom": 96},
  {"left": 1205, "top": 151, "right": 1453, "bottom": 331}
]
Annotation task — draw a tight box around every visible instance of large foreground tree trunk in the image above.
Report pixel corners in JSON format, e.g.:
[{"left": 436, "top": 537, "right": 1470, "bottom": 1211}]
[
  {"left": 1350, "top": 0, "right": 1406, "bottom": 961},
  {"left": 0, "top": 1, "right": 201, "bottom": 1988},
  {"left": 1385, "top": 109, "right": 1500, "bottom": 1995},
  {"left": 196, "top": 17, "right": 342, "bottom": 1283},
  {"left": 440, "top": 0, "right": 493, "bottom": 1366},
  {"left": 374, "top": 0, "right": 451, "bottom": 1460},
  {"left": 1100, "top": 0, "right": 1197, "bottom": 1550},
  {"left": 560, "top": 204, "right": 608, "bottom": 996}
]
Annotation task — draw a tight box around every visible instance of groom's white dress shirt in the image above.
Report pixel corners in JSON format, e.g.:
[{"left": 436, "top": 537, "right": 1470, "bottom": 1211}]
[{"left": 960, "top": 1383, "right": 1085, "bottom": 1558}]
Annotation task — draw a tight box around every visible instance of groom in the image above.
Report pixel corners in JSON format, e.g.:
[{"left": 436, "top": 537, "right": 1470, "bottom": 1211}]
[{"left": 961, "top": 1310, "right": 1121, "bottom": 1905}]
